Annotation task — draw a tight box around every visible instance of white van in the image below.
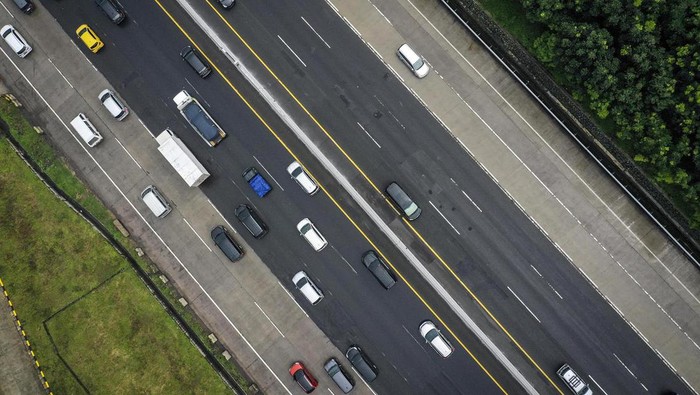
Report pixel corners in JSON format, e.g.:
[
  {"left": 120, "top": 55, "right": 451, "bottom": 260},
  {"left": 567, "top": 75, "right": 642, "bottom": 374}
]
[
  {"left": 297, "top": 218, "right": 327, "bottom": 251},
  {"left": 70, "top": 113, "right": 103, "bottom": 147},
  {"left": 140, "top": 185, "right": 172, "bottom": 218},
  {"left": 1, "top": 25, "right": 32, "bottom": 58},
  {"left": 292, "top": 271, "right": 323, "bottom": 305},
  {"left": 287, "top": 161, "right": 319, "bottom": 195},
  {"left": 397, "top": 43, "right": 429, "bottom": 78}
]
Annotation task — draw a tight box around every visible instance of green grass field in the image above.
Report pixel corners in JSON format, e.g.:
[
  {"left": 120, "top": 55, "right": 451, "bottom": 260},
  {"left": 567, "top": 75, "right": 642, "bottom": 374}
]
[{"left": 0, "top": 103, "right": 230, "bottom": 393}]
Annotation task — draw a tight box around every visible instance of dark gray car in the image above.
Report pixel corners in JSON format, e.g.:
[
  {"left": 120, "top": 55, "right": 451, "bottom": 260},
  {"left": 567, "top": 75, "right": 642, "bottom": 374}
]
[
  {"left": 218, "top": 0, "right": 235, "bottom": 9},
  {"left": 324, "top": 358, "right": 354, "bottom": 393},
  {"left": 345, "top": 346, "right": 377, "bottom": 382},
  {"left": 211, "top": 226, "right": 243, "bottom": 262},
  {"left": 234, "top": 204, "right": 267, "bottom": 238},
  {"left": 180, "top": 46, "right": 211, "bottom": 78},
  {"left": 386, "top": 182, "right": 421, "bottom": 220},
  {"left": 95, "top": 0, "right": 126, "bottom": 24},
  {"left": 12, "top": 0, "right": 34, "bottom": 14},
  {"left": 361, "top": 250, "right": 397, "bottom": 290}
]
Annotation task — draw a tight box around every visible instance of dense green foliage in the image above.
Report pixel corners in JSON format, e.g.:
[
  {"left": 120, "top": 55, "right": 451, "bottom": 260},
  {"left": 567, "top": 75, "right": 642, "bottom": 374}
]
[{"left": 521, "top": 0, "right": 700, "bottom": 224}]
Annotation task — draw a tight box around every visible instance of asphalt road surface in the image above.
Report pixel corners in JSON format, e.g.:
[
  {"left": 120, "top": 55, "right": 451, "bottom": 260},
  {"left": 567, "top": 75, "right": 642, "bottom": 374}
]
[{"left": 37, "top": 0, "right": 689, "bottom": 394}]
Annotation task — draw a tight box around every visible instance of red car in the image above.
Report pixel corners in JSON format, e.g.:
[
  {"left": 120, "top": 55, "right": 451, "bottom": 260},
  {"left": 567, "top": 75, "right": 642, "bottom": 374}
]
[{"left": 289, "top": 361, "right": 318, "bottom": 393}]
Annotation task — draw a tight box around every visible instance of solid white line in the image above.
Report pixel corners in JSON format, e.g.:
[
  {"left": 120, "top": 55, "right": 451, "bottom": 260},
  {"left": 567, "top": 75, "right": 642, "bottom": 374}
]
[
  {"left": 403, "top": 325, "right": 424, "bottom": 349},
  {"left": 139, "top": 119, "right": 156, "bottom": 139},
  {"left": 429, "top": 201, "right": 461, "bottom": 235},
  {"left": 588, "top": 375, "right": 609, "bottom": 395},
  {"left": 253, "top": 155, "right": 284, "bottom": 191},
  {"left": 48, "top": 58, "right": 73, "bottom": 89},
  {"left": 278, "top": 281, "right": 308, "bottom": 318},
  {"left": 348, "top": 364, "right": 379, "bottom": 395},
  {"left": 254, "top": 302, "right": 284, "bottom": 337},
  {"left": 357, "top": 122, "right": 381, "bottom": 148},
  {"left": 0, "top": 2, "right": 14, "bottom": 17},
  {"left": 301, "top": 16, "right": 331, "bottom": 49},
  {"left": 206, "top": 199, "right": 236, "bottom": 231},
  {"left": 327, "top": 388, "right": 335, "bottom": 395},
  {"left": 277, "top": 35, "right": 306, "bottom": 68},
  {"left": 386, "top": 64, "right": 403, "bottom": 82},
  {"left": 184, "top": 78, "right": 205, "bottom": 105},
  {"left": 529, "top": 264, "right": 542, "bottom": 278},
  {"left": 0, "top": 46, "right": 294, "bottom": 394},
  {"left": 113, "top": 137, "right": 142, "bottom": 169},
  {"left": 461, "top": 190, "right": 482, "bottom": 212},
  {"left": 183, "top": 218, "right": 212, "bottom": 252},
  {"left": 507, "top": 286, "right": 540, "bottom": 323}
]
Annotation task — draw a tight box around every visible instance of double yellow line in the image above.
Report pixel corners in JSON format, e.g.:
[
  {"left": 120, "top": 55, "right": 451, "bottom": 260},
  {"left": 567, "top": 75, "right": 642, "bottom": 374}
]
[{"left": 153, "top": 0, "right": 564, "bottom": 393}]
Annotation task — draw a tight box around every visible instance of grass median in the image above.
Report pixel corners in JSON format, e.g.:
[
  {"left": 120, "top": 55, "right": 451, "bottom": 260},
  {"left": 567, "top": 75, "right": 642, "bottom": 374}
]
[{"left": 0, "top": 101, "right": 232, "bottom": 393}]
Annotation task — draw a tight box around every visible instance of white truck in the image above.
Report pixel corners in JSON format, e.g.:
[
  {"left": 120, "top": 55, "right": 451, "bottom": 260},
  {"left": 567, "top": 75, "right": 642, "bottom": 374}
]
[
  {"left": 173, "top": 90, "right": 226, "bottom": 147},
  {"left": 156, "top": 129, "right": 210, "bottom": 187}
]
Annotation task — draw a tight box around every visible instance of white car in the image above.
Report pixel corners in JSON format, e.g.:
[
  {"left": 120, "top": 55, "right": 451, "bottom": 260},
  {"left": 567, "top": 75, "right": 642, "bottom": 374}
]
[
  {"left": 1, "top": 25, "right": 32, "bottom": 58},
  {"left": 419, "top": 320, "right": 454, "bottom": 358},
  {"left": 287, "top": 161, "right": 319, "bottom": 195},
  {"left": 292, "top": 271, "right": 323, "bottom": 305},
  {"left": 297, "top": 218, "right": 327, "bottom": 252},
  {"left": 98, "top": 89, "right": 129, "bottom": 121},
  {"left": 397, "top": 43, "right": 429, "bottom": 78},
  {"left": 557, "top": 364, "right": 593, "bottom": 395}
]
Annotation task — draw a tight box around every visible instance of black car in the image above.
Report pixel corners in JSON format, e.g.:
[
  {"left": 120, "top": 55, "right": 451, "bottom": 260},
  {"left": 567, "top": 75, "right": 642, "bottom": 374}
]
[
  {"left": 180, "top": 46, "right": 211, "bottom": 78},
  {"left": 12, "top": 0, "right": 34, "bottom": 14},
  {"left": 95, "top": 0, "right": 126, "bottom": 24},
  {"left": 234, "top": 204, "right": 267, "bottom": 238},
  {"left": 345, "top": 346, "right": 378, "bottom": 382},
  {"left": 218, "top": 0, "right": 235, "bottom": 9},
  {"left": 211, "top": 226, "right": 244, "bottom": 262},
  {"left": 361, "top": 250, "right": 397, "bottom": 290}
]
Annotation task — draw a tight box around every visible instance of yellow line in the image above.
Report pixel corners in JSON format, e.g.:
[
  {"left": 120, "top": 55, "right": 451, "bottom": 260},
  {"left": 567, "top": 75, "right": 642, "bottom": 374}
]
[
  {"left": 152, "top": 1, "right": 510, "bottom": 392},
  {"left": 198, "top": 5, "right": 565, "bottom": 394}
]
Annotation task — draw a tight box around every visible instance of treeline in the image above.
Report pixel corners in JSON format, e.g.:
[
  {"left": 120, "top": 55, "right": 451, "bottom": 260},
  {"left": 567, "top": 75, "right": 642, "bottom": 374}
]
[{"left": 521, "top": 0, "right": 700, "bottom": 225}]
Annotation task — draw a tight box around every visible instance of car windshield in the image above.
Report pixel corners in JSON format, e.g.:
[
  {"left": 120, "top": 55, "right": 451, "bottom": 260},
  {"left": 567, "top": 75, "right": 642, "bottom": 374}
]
[
  {"left": 291, "top": 166, "right": 303, "bottom": 177},
  {"left": 300, "top": 223, "right": 312, "bottom": 234},
  {"left": 425, "top": 328, "right": 439, "bottom": 342},
  {"left": 412, "top": 58, "right": 424, "bottom": 70},
  {"left": 294, "top": 370, "right": 313, "bottom": 390},
  {"left": 404, "top": 202, "right": 419, "bottom": 216}
]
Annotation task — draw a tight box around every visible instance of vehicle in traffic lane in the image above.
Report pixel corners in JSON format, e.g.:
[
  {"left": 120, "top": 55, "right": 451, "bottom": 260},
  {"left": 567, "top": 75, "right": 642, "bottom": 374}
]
[
  {"left": 173, "top": 90, "right": 226, "bottom": 147},
  {"left": 419, "top": 320, "right": 454, "bottom": 358},
  {"left": 1, "top": 25, "right": 32, "bottom": 58},
  {"left": 297, "top": 218, "right": 327, "bottom": 251},
  {"left": 11, "top": 0, "right": 34, "bottom": 14},
  {"left": 98, "top": 89, "right": 128, "bottom": 120},
  {"left": 289, "top": 361, "right": 317, "bottom": 393},
  {"left": 292, "top": 271, "right": 323, "bottom": 305},
  {"left": 361, "top": 250, "right": 397, "bottom": 290},
  {"left": 345, "top": 346, "right": 377, "bottom": 382},
  {"left": 156, "top": 129, "right": 210, "bottom": 187},
  {"left": 386, "top": 182, "right": 421, "bottom": 220},
  {"left": 211, "top": 226, "right": 244, "bottom": 262},
  {"left": 95, "top": 0, "right": 126, "bottom": 24},
  {"left": 70, "top": 113, "right": 103, "bottom": 147},
  {"left": 242, "top": 167, "right": 271, "bottom": 197},
  {"left": 76, "top": 24, "right": 104, "bottom": 53},
  {"left": 235, "top": 204, "right": 267, "bottom": 238},
  {"left": 397, "top": 43, "right": 429, "bottom": 78},
  {"left": 141, "top": 185, "right": 172, "bottom": 219},
  {"left": 287, "top": 161, "right": 319, "bottom": 195},
  {"left": 557, "top": 364, "right": 593, "bottom": 395},
  {"left": 324, "top": 358, "right": 354, "bottom": 393},
  {"left": 217, "top": 0, "right": 235, "bottom": 9},
  {"left": 180, "top": 45, "right": 211, "bottom": 78}
]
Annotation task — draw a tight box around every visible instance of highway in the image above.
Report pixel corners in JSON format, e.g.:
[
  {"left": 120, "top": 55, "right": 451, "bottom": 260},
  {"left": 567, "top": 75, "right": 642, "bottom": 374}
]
[
  {"left": 34, "top": 0, "right": 525, "bottom": 393},
  {"left": 37, "top": 0, "right": 691, "bottom": 394}
]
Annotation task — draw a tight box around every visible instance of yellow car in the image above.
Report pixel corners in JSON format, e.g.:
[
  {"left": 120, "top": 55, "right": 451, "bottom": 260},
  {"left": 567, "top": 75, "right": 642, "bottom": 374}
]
[{"left": 76, "top": 24, "right": 103, "bottom": 53}]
